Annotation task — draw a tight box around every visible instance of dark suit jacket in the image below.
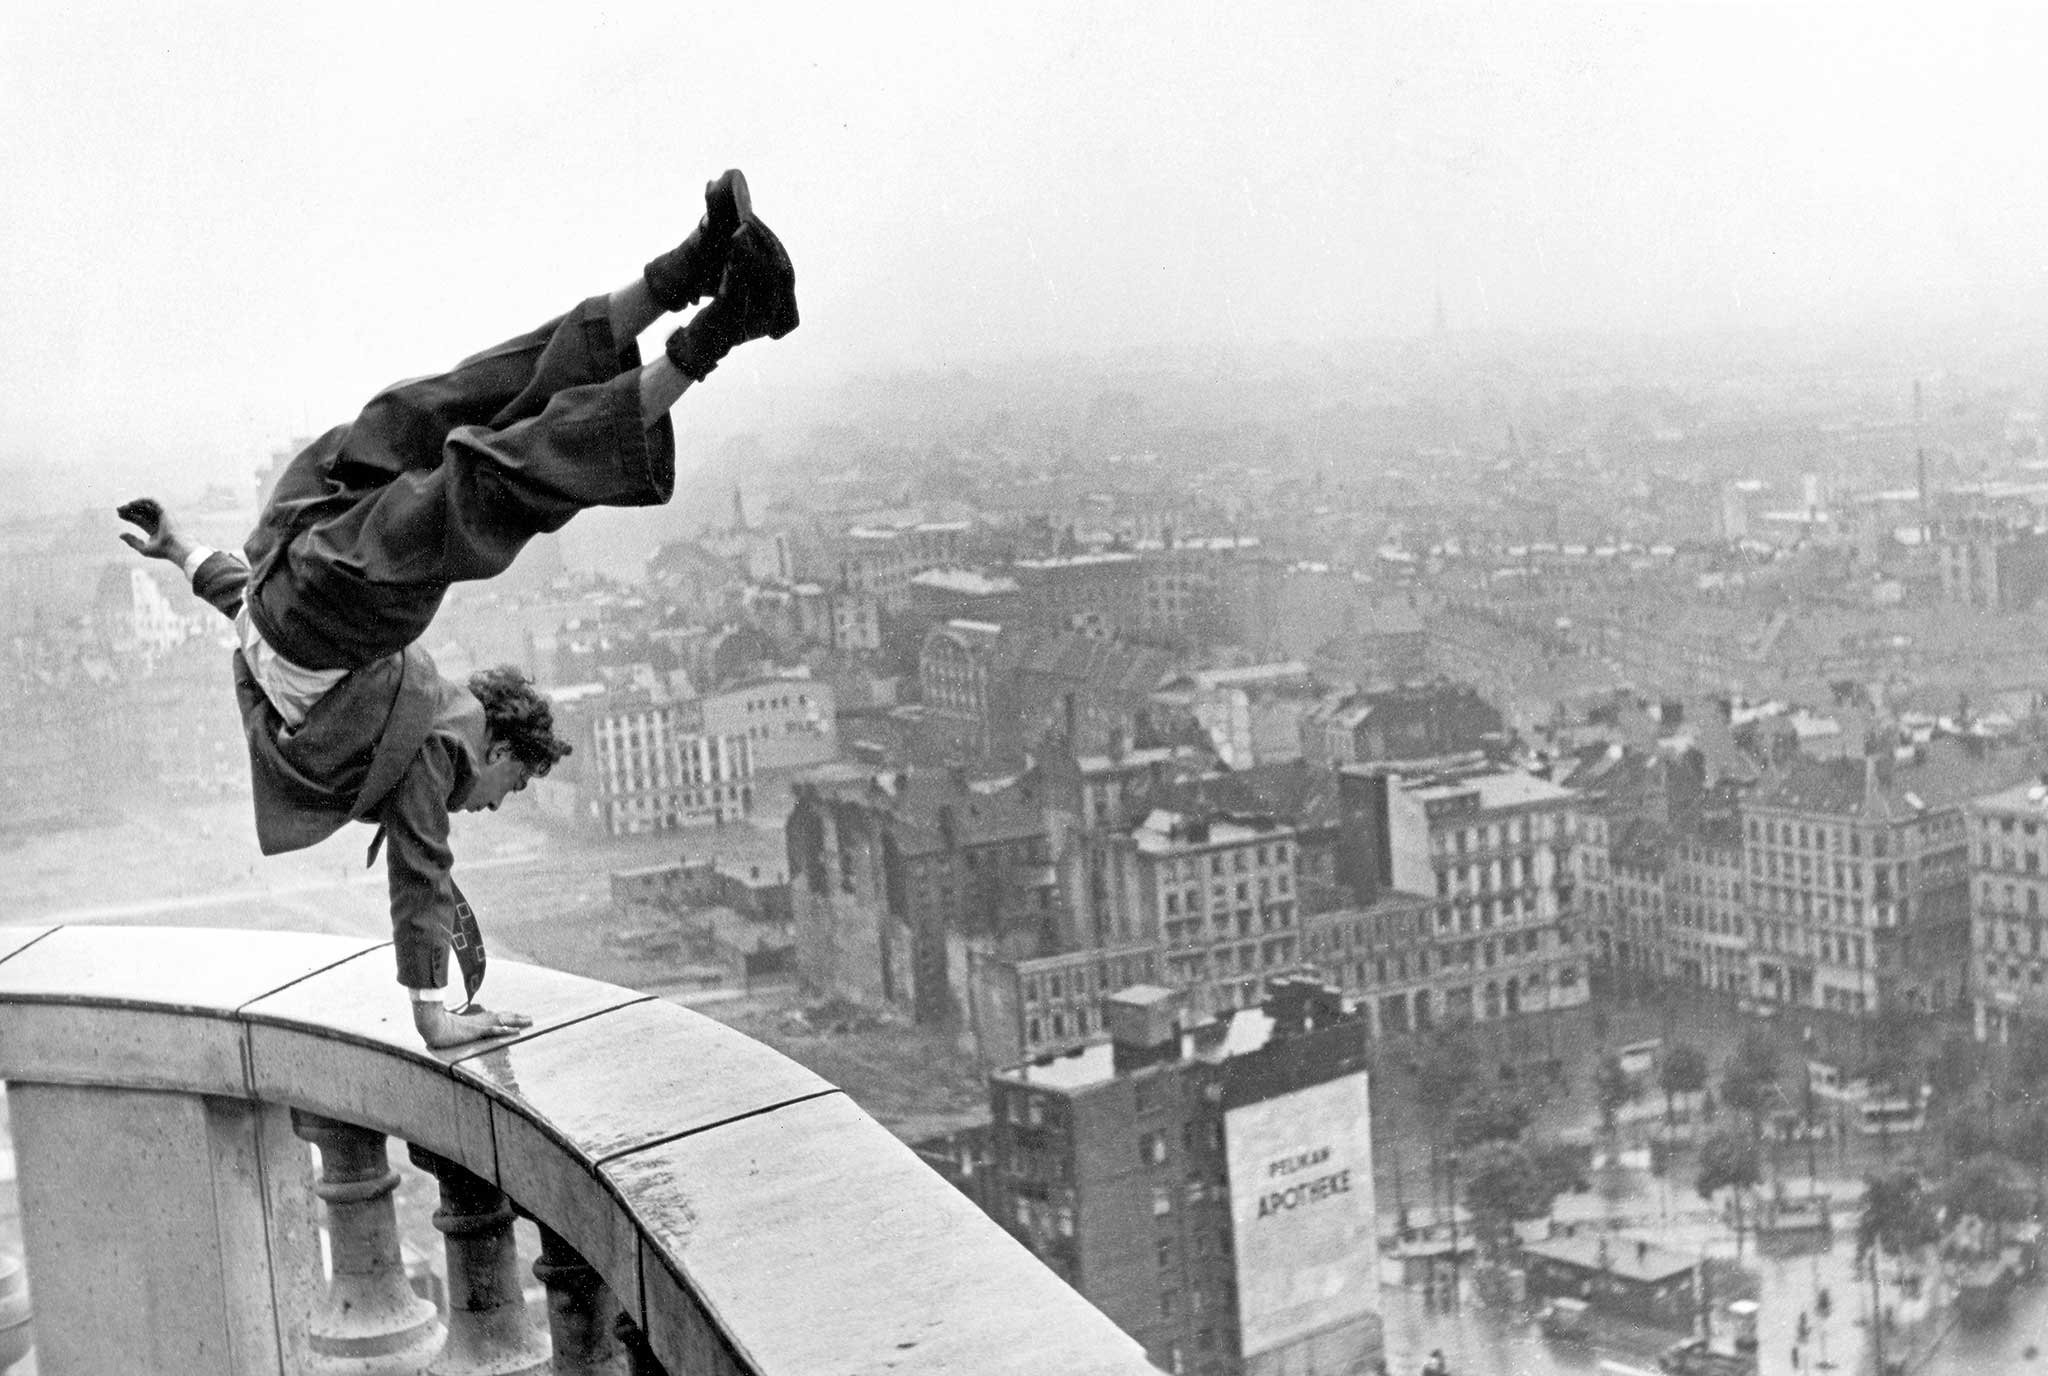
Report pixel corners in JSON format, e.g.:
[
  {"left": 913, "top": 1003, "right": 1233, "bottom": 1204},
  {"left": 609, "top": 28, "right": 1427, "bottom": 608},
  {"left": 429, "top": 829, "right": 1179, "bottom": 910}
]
[{"left": 194, "top": 551, "right": 487, "bottom": 988}]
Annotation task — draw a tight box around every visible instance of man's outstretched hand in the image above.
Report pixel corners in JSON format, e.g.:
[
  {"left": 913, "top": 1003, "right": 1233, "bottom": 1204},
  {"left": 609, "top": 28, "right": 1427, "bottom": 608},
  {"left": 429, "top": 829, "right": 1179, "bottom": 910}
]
[
  {"left": 412, "top": 999, "right": 534, "bottom": 1050},
  {"left": 117, "top": 498, "right": 195, "bottom": 566}
]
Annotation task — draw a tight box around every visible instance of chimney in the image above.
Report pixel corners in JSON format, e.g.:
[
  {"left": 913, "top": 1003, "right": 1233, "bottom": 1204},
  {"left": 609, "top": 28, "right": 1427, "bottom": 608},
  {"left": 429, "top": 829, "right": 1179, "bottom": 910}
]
[
  {"left": 1335, "top": 768, "right": 1393, "bottom": 906},
  {"left": 1262, "top": 975, "right": 1345, "bottom": 1041},
  {"left": 1107, "top": 986, "right": 1183, "bottom": 1076}
]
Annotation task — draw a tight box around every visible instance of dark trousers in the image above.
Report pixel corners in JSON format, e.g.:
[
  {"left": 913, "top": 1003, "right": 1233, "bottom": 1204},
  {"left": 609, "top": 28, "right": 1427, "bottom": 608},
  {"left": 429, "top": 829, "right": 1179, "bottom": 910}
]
[{"left": 244, "top": 295, "right": 675, "bottom": 670}]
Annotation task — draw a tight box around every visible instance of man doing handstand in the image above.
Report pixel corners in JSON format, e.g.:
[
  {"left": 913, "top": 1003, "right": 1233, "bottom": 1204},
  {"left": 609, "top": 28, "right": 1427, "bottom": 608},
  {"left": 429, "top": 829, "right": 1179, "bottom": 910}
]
[{"left": 119, "top": 169, "right": 797, "bottom": 1049}]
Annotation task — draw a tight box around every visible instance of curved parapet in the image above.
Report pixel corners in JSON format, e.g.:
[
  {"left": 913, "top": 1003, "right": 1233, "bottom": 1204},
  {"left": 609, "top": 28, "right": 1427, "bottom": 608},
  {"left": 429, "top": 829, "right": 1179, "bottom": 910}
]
[{"left": 0, "top": 924, "right": 1153, "bottom": 1375}]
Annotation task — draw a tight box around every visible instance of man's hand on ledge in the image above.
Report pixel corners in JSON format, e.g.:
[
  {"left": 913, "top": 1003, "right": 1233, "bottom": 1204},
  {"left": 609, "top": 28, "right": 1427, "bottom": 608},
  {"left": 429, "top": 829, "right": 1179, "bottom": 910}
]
[{"left": 412, "top": 1000, "right": 534, "bottom": 1050}]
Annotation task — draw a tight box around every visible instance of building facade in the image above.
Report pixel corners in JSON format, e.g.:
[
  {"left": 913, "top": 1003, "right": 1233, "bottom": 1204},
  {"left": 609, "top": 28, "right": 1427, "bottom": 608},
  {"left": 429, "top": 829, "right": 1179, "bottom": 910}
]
[
  {"left": 1968, "top": 781, "right": 2048, "bottom": 1044},
  {"left": 1332, "top": 764, "right": 1592, "bottom": 1031},
  {"left": 927, "top": 981, "right": 1380, "bottom": 1376},
  {"left": 549, "top": 687, "right": 755, "bottom": 835}
]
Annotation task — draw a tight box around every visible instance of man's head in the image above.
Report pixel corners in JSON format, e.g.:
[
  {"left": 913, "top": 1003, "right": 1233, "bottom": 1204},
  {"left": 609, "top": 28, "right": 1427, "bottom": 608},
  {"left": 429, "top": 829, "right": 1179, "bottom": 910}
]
[{"left": 463, "top": 665, "right": 573, "bottom": 812}]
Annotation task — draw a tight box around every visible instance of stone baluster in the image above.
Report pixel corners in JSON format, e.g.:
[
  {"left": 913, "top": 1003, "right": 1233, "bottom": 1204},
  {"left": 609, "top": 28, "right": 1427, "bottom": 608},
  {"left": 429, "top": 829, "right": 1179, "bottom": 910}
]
[
  {"left": 0, "top": 1250, "right": 31, "bottom": 1375},
  {"left": 530, "top": 1225, "right": 624, "bottom": 1375},
  {"left": 409, "top": 1146, "right": 550, "bottom": 1376},
  {"left": 293, "top": 1111, "right": 445, "bottom": 1374},
  {"left": 611, "top": 1314, "right": 667, "bottom": 1376}
]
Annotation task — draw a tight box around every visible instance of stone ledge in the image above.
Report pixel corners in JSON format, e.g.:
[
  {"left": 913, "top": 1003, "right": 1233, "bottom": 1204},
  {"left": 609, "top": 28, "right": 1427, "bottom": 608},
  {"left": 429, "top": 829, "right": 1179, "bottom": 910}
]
[{"left": 0, "top": 925, "right": 1157, "bottom": 1376}]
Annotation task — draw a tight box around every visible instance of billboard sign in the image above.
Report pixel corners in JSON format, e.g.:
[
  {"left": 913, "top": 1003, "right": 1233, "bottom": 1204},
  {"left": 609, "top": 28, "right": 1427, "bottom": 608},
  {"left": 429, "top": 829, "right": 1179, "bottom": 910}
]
[{"left": 1224, "top": 1071, "right": 1377, "bottom": 1360}]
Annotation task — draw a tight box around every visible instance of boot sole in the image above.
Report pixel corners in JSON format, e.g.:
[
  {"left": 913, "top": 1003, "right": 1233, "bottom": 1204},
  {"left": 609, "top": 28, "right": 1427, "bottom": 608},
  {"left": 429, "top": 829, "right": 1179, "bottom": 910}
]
[
  {"left": 707, "top": 169, "right": 752, "bottom": 238},
  {"left": 734, "top": 217, "right": 800, "bottom": 339}
]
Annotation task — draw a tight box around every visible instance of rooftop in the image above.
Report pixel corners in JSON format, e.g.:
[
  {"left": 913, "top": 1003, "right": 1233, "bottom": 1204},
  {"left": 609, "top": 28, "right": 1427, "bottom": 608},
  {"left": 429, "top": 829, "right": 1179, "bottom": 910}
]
[
  {"left": 1406, "top": 768, "right": 1575, "bottom": 812},
  {"left": 1523, "top": 1233, "right": 1697, "bottom": 1285},
  {"left": 912, "top": 568, "right": 1020, "bottom": 596},
  {"left": 997, "top": 1004, "right": 1282, "bottom": 1093},
  {"left": 1131, "top": 807, "right": 1293, "bottom": 855}
]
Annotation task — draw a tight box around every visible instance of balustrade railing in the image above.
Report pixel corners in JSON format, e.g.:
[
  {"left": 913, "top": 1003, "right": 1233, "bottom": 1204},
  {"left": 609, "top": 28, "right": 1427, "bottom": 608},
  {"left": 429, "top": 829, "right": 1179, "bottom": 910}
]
[{"left": 0, "top": 924, "right": 1157, "bottom": 1376}]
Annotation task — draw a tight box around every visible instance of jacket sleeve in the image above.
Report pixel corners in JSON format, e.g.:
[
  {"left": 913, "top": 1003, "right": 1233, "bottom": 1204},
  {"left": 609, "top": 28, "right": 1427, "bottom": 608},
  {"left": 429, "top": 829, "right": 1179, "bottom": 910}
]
[
  {"left": 189, "top": 549, "right": 250, "bottom": 622},
  {"left": 378, "top": 735, "right": 459, "bottom": 989}
]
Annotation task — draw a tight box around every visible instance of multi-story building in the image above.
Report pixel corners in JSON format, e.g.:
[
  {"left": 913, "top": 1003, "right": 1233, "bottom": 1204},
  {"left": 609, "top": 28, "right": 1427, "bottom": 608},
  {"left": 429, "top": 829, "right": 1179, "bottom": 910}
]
[
  {"left": 698, "top": 673, "right": 836, "bottom": 773},
  {"left": 1296, "top": 889, "right": 1442, "bottom": 1036},
  {"left": 908, "top": 567, "right": 1026, "bottom": 634},
  {"left": 1151, "top": 663, "right": 1317, "bottom": 771},
  {"left": 1742, "top": 740, "right": 2015, "bottom": 1016},
  {"left": 91, "top": 562, "right": 206, "bottom": 661},
  {"left": 924, "top": 980, "right": 1380, "bottom": 1376},
  {"left": 825, "top": 520, "right": 971, "bottom": 613},
  {"left": 920, "top": 619, "right": 1007, "bottom": 758},
  {"left": 1298, "top": 682, "right": 1504, "bottom": 771},
  {"left": 1331, "top": 763, "right": 1592, "bottom": 1029},
  {"left": 1079, "top": 809, "right": 1303, "bottom": 1023},
  {"left": 787, "top": 765, "right": 1064, "bottom": 1045},
  {"left": 1010, "top": 551, "right": 1147, "bottom": 639},
  {"left": 916, "top": 622, "right": 1178, "bottom": 763},
  {"left": 1131, "top": 538, "right": 1255, "bottom": 647},
  {"left": 1967, "top": 780, "right": 2048, "bottom": 1044},
  {"left": 964, "top": 942, "right": 1164, "bottom": 1068},
  {"left": 543, "top": 685, "right": 754, "bottom": 835},
  {"left": 1607, "top": 821, "right": 1670, "bottom": 979},
  {"left": 1936, "top": 516, "right": 2048, "bottom": 613},
  {"left": 1666, "top": 812, "right": 1751, "bottom": 996}
]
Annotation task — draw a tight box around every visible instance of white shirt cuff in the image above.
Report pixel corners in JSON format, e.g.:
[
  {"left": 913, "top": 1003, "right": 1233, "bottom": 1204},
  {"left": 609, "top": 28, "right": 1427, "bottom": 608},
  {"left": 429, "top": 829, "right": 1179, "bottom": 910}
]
[
  {"left": 180, "top": 544, "right": 218, "bottom": 581},
  {"left": 409, "top": 985, "right": 449, "bottom": 1006}
]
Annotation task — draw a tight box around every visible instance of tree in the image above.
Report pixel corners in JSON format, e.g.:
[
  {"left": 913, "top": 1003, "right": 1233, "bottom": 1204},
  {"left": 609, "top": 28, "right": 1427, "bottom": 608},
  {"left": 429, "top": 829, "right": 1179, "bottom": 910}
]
[
  {"left": 1594, "top": 1052, "right": 1637, "bottom": 1139},
  {"left": 2012, "top": 1021, "right": 2048, "bottom": 1090},
  {"left": 1927, "top": 1028, "right": 1983, "bottom": 1108},
  {"left": 1697, "top": 1126, "right": 1762, "bottom": 1256},
  {"left": 1659, "top": 1042, "right": 1709, "bottom": 1132},
  {"left": 1450, "top": 1086, "right": 1533, "bottom": 1150},
  {"left": 2002, "top": 1104, "right": 2048, "bottom": 1196},
  {"left": 1857, "top": 1170, "right": 1939, "bottom": 1376},
  {"left": 1720, "top": 1032, "right": 1779, "bottom": 1137},
  {"left": 1857, "top": 1169, "right": 1939, "bottom": 1275},
  {"left": 1410, "top": 1028, "right": 1482, "bottom": 1229},
  {"left": 1944, "top": 1153, "right": 2029, "bottom": 1252},
  {"left": 1859, "top": 1003, "right": 1925, "bottom": 1099},
  {"left": 1412, "top": 1029, "right": 1480, "bottom": 1118},
  {"left": 1461, "top": 1142, "right": 1567, "bottom": 1257},
  {"left": 1938, "top": 1101, "right": 1998, "bottom": 1168}
]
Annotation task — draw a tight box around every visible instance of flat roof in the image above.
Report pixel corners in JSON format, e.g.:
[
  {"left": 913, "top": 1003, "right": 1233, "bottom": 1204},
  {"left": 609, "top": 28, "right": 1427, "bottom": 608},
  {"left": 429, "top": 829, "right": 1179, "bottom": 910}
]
[
  {"left": 1973, "top": 780, "right": 2048, "bottom": 816},
  {"left": 1407, "top": 770, "right": 1575, "bottom": 810},
  {"left": 1523, "top": 1233, "right": 1696, "bottom": 1283},
  {"left": 912, "top": 568, "right": 1019, "bottom": 595},
  {"left": 997, "top": 1005, "right": 1281, "bottom": 1093},
  {"left": 1132, "top": 809, "right": 1294, "bottom": 854}
]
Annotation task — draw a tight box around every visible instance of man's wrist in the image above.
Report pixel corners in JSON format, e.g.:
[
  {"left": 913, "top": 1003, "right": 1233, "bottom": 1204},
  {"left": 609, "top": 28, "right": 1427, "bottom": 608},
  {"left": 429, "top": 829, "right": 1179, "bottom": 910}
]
[
  {"left": 176, "top": 542, "right": 212, "bottom": 579},
  {"left": 409, "top": 984, "right": 449, "bottom": 1007}
]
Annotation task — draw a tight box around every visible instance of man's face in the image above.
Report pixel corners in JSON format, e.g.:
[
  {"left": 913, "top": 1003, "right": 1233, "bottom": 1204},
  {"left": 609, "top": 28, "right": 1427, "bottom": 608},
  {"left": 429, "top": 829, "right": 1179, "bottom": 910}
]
[{"left": 463, "top": 741, "right": 532, "bottom": 813}]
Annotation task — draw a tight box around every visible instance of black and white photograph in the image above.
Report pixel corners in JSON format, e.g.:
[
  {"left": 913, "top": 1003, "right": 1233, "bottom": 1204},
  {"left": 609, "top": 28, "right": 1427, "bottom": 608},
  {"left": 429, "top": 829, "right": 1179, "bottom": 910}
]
[{"left": 5, "top": 4, "right": 2048, "bottom": 1374}]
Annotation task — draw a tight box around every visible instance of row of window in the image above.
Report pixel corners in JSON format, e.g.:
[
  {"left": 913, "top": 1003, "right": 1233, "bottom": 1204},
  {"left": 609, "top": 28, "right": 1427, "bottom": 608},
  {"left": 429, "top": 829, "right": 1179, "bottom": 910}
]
[
  {"left": 1431, "top": 815, "right": 1556, "bottom": 855},
  {"left": 1162, "top": 873, "right": 1293, "bottom": 915},
  {"left": 1433, "top": 854, "right": 1539, "bottom": 896}
]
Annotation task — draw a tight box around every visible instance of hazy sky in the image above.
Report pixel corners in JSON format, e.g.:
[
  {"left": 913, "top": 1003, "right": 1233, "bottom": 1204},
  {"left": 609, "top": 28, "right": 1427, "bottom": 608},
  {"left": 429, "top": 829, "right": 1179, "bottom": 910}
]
[{"left": 5, "top": 2, "right": 2047, "bottom": 501}]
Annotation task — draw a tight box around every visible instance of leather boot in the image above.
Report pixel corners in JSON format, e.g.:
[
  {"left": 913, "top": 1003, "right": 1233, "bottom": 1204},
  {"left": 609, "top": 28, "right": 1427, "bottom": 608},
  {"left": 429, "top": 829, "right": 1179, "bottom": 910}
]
[
  {"left": 664, "top": 218, "right": 799, "bottom": 380},
  {"left": 643, "top": 168, "right": 751, "bottom": 311}
]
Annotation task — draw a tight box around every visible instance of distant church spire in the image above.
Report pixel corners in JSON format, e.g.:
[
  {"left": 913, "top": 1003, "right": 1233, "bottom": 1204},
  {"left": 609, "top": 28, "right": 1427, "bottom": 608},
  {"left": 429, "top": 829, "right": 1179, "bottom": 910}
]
[{"left": 732, "top": 485, "right": 747, "bottom": 532}]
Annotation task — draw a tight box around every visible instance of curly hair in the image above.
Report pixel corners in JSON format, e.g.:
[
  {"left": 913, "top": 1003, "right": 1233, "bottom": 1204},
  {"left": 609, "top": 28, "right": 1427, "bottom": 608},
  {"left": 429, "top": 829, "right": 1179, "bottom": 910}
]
[{"left": 468, "top": 665, "right": 574, "bottom": 776}]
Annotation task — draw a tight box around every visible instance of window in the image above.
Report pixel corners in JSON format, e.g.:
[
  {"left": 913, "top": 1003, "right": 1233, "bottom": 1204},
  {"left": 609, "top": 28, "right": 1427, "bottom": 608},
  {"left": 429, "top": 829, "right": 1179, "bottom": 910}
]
[
  {"left": 1139, "top": 1130, "right": 1167, "bottom": 1166},
  {"left": 1153, "top": 1185, "right": 1174, "bottom": 1217}
]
